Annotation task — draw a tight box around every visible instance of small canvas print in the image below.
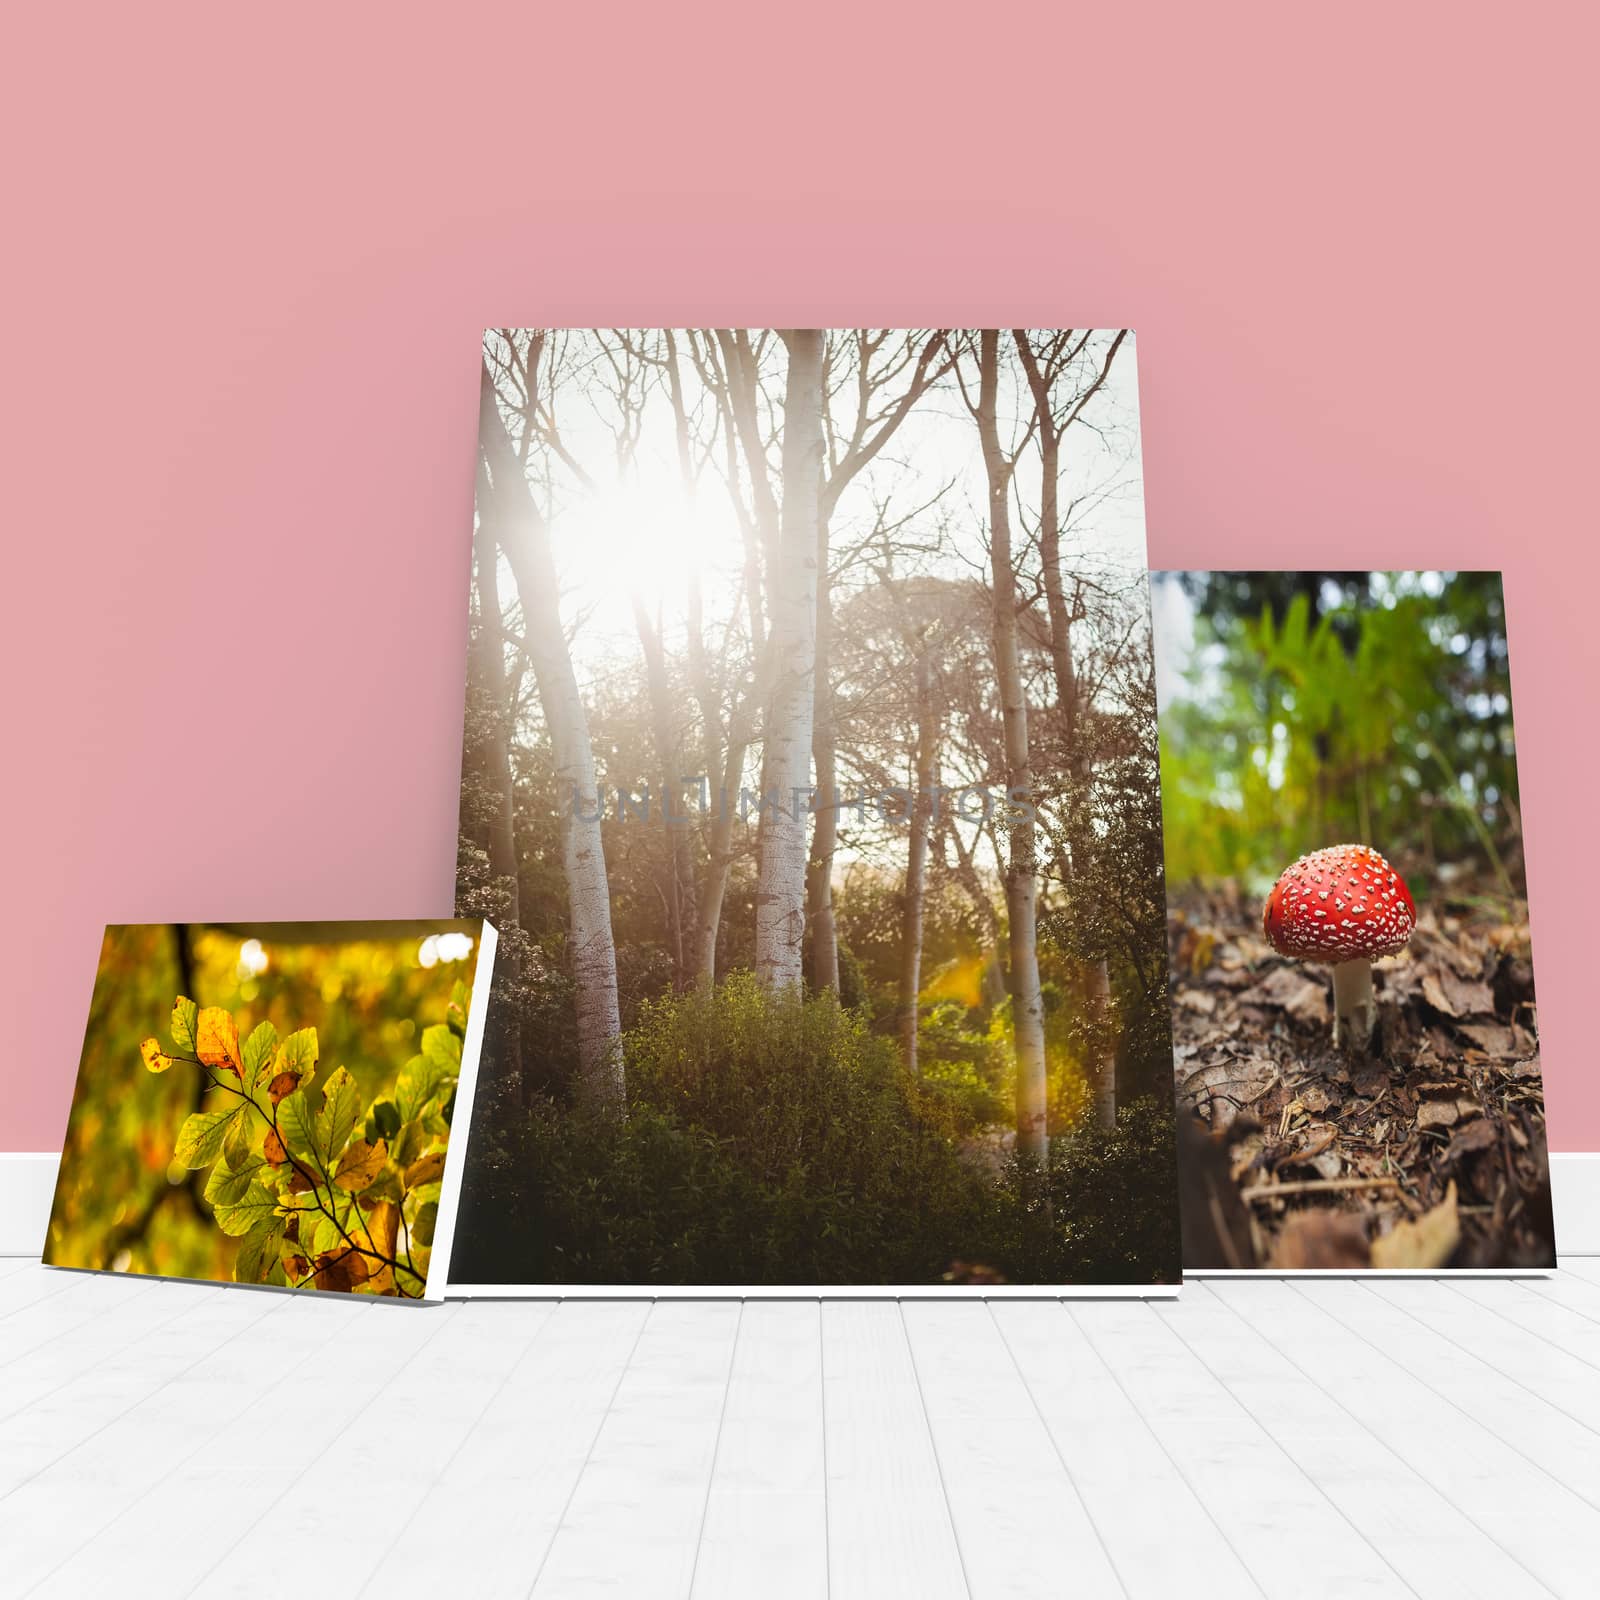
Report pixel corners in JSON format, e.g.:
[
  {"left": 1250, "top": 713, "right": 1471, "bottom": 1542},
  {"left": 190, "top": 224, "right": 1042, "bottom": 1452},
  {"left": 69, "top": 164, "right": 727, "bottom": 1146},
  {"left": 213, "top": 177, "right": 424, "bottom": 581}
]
[
  {"left": 452, "top": 328, "right": 1182, "bottom": 1291},
  {"left": 1154, "top": 571, "right": 1555, "bottom": 1270},
  {"left": 45, "top": 920, "right": 496, "bottom": 1299}
]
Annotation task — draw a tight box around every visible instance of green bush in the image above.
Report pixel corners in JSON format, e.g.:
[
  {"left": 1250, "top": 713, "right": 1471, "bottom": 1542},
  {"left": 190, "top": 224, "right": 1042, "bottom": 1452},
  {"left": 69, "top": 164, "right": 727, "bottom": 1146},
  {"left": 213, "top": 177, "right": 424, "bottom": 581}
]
[{"left": 447, "top": 979, "right": 1180, "bottom": 1286}]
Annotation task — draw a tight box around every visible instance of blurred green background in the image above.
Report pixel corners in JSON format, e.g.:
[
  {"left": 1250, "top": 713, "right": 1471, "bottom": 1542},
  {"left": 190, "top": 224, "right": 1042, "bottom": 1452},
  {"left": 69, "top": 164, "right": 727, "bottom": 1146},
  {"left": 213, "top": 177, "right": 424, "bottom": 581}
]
[
  {"left": 1155, "top": 571, "right": 1522, "bottom": 901},
  {"left": 46, "top": 922, "right": 477, "bottom": 1283}
]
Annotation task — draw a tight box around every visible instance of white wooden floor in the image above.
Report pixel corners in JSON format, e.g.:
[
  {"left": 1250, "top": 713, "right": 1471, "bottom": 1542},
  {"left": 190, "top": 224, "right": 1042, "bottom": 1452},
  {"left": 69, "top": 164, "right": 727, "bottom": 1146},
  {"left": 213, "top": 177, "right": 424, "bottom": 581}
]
[{"left": 3, "top": 1259, "right": 1600, "bottom": 1597}]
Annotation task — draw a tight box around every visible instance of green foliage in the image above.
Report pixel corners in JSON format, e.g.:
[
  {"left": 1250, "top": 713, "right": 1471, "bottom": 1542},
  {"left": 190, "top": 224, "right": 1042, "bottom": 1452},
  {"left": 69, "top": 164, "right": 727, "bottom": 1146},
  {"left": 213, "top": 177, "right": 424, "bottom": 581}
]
[
  {"left": 47, "top": 927, "right": 479, "bottom": 1289},
  {"left": 449, "top": 978, "right": 1180, "bottom": 1286},
  {"left": 1161, "top": 571, "right": 1522, "bottom": 895},
  {"left": 120, "top": 981, "right": 469, "bottom": 1297}
]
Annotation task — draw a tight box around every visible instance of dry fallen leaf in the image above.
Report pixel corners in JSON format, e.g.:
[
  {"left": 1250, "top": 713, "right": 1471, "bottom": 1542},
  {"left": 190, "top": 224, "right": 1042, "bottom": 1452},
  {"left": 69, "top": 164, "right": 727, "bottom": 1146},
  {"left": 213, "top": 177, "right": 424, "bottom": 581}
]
[
  {"left": 1180, "top": 1058, "right": 1278, "bottom": 1128},
  {"left": 1446, "top": 1120, "right": 1498, "bottom": 1163},
  {"left": 1238, "top": 965, "right": 1330, "bottom": 1027},
  {"left": 1270, "top": 1211, "right": 1371, "bottom": 1269},
  {"left": 1371, "top": 1182, "right": 1460, "bottom": 1269},
  {"left": 1422, "top": 970, "right": 1498, "bottom": 1019}
]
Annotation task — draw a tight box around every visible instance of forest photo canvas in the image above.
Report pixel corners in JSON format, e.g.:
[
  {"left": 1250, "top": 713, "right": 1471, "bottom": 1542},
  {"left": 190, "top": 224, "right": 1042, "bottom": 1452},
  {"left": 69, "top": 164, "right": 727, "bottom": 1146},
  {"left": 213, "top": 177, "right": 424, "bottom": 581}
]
[
  {"left": 1155, "top": 572, "right": 1555, "bottom": 1271},
  {"left": 452, "top": 328, "right": 1181, "bottom": 1291},
  {"left": 45, "top": 920, "right": 496, "bottom": 1299}
]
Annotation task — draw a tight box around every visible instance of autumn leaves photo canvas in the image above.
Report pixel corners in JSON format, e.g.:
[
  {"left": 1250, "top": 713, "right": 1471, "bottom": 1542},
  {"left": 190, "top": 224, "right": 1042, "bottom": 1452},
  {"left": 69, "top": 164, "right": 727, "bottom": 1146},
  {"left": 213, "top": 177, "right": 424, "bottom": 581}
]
[
  {"left": 45, "top": 921, "right": 495, "bottom": 1299},
  {"left": 451, "top": 328, "right": 1181, "bottom": 1290},
  {"left": 1155, "top": 572, "right": 1555, "bottom": 1271}
]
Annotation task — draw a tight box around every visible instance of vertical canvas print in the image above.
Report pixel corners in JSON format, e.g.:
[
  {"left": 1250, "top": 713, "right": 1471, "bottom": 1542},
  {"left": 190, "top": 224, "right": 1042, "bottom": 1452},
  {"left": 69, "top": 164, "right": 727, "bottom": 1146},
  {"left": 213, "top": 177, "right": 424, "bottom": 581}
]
[
  {"left": 1154, "top": 572, "right": 1555, "bottom": 1270},
  {"left": 45, "top": 920, "right": 496, "bottom": 1299},
  {"left": 452, "top": 328, "right": 1181, "bottom": 1291}
]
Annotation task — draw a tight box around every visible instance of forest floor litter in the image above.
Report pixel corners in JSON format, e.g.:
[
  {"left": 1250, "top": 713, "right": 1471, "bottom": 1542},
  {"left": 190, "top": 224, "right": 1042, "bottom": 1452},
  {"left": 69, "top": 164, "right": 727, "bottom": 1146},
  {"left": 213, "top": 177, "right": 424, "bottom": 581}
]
[{"left": 1170, "top": 875, "right": 1554, "bottom": 1270}]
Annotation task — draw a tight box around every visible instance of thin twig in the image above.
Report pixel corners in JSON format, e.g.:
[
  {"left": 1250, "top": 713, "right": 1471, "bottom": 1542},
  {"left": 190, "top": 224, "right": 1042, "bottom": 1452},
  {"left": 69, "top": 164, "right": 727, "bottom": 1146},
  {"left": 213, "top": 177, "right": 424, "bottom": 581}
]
[{"left": 1243, "top": 1175, "right": 1402, "bottom": 1202}]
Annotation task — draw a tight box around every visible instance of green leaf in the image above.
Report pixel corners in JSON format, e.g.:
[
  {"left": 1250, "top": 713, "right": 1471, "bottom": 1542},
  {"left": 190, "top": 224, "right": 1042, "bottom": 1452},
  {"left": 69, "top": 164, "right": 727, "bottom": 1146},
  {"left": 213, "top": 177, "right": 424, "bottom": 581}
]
[
  {"left": 411, "top": 1199, "right": 438, "bottom": 1247},
  {"left": 205, "top": 1153, "right": 267, "bottom": 1208},
  {"left": 307, "top": 1194, "right": 355, "bottom": 1257},
  {"left": 240, "top": 1021, "right": 279, "bottom": 1097},
  {"left": 276, "top": 1090, "right": 322, "bottom": 1162},
  {"left": 171, "top": 996, "right": 199, "bottom": 1054},
  {"left": 210, "top": 1180, "right": 281, "bottom": 1238},
  {"left": 222, "top": 1110, "right": 254, "bottom": 1171},
  {"left": 421, "top": 1023, "right": 461, "bottom": 1074},
  {"left": 316, "top": 1066, "right": 361, "bottom": 1161},
  {"left": 234, "top": 1216, "right": 285, "bottom": 1284},
  {"left": 175, "top": 1107, "right": 240, "bottom": 1170},
  {"left": 396, "top": 1038, "right": 454, "bottom": 1125},
  {"left": 366, "top": 1099, "right": 401, "bottom": 1143},
  {"left": 274, "top": 1027, "right": 319, "bottom": 1081},
  {"left": 393, "top": 1117, "right": 428, "bottom": 1167},
  {"left": 447, "top": 980, "right": 470, "bottom": 1038}
]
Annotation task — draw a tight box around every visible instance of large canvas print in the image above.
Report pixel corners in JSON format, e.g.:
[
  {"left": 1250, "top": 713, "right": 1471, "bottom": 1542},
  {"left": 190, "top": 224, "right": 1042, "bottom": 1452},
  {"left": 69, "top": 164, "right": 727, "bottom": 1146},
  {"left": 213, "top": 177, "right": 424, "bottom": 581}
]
[
  {"left": 1154, "top": 572, "right": 1556, "bottom": 1271},
  {"left": 452, "top": 328, "right": 1181, "bottom": 1292},
  {"left": 44, "top": 920, "right": 496, "bottom": 1299}
]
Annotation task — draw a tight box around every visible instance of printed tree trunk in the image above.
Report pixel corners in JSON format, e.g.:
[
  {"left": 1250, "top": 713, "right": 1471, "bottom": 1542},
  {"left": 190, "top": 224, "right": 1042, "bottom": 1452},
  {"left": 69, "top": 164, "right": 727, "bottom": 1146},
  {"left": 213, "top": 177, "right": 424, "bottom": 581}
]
[
  {"left": 470, "top": 488, "right": 521, "bottom": 926},
  {"left": 632, "top": 595, "right": 693, "bottom": 990},
  {"left": 806, "top": 331, "right": 950, "bottom": 994},
  {"left": 1015, "top": 329, "right": 1127, "bottom": 1131},
  {"left": 974, "top": 330, "right": 1049, "bottom": 1161},
  {"left": 899, "top": 649, "right": 937, "bottom": 1073},
  {"left": 478, "top": 356, "right": 623, "bottom": 1105},
  {"left": 468, "top": 481, "right": 526, "bottom": 1103},
  {"left": 689, "top": 330, "right": 775, "bottom": 985},
  {"left": 806, "top": 531, "right": 841, "bottom": 993},
  {"left": 754, "top": 329, "right": 825, "bottom": 992}
]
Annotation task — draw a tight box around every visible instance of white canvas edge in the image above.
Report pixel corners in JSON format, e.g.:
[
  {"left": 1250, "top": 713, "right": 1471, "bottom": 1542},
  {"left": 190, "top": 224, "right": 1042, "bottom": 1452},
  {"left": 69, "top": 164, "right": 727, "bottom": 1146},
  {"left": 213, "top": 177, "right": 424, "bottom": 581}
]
[
  {"left": 443, "top": 1283, "right": 1180, "bottom": 1300},
  {"left": 424, "top": 919, "right": 497, "bottom": 1299}
]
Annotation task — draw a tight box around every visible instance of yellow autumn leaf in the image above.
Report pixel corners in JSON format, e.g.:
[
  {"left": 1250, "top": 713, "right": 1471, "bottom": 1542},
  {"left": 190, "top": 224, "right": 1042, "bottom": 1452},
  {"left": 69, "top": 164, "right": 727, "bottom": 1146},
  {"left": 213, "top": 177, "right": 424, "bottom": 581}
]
[
  {"left": 403, "top": 1150, "right": 446, "bottom": 1191},
  {"left": 139, "top": 1037, "right": 173, "bottom": 1073},
  {"left": 333, "top": 1139, "right": 388, "bottom": 1193},
  {"left": 196, "top": 1007, "right": 241, "bottom": 1075}
]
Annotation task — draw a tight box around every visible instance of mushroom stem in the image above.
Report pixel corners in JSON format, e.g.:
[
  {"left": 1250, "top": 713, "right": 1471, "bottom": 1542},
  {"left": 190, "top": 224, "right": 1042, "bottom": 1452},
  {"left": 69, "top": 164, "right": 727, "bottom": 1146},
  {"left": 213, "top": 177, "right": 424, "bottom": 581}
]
[{"left": 1331, "top": 959, "right": 1375, "bottom": 1048}]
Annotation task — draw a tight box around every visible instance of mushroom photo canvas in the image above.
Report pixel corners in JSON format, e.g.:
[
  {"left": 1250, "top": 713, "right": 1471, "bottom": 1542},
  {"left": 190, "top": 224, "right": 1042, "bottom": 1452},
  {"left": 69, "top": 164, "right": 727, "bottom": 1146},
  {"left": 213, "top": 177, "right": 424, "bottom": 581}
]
[
  {"left": 449, "top": 328, "right": 1182, "bottom": 1293},
  {"left": 44, "top": 920, "right": 497, "bottom": 1300},
  {"left": 1153, "top": 571, "right": 1556, "bottom": 1271}
]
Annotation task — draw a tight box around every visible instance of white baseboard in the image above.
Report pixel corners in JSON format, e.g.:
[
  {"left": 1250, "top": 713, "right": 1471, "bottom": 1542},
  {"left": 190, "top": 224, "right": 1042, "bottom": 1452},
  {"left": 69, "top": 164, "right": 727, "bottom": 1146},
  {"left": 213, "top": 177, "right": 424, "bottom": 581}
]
[
  {"left": 1551, "top": 1153, "right": 1600, "bottom": 1256},
  {"left": 0, "top": 1154, "right": 58, "bottom": 1257},
  {"left": 5, "top": 1150, "right": 1600, "bottom": 1260}
]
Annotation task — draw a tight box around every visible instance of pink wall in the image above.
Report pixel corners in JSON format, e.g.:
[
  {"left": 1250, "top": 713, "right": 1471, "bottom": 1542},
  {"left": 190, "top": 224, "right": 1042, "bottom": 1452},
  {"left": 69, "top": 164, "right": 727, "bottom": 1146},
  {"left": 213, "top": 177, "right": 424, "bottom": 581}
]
[{"left": 3, "top": 5, "right": 1594, "bottom": 1151}]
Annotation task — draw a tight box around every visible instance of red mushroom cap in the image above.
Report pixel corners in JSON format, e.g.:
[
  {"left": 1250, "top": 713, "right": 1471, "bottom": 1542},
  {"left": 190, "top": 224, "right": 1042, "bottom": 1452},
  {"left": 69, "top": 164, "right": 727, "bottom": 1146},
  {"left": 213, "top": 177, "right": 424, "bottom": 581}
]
[{"left": 1263, "top": 845, "right": 1416, "bottom": 963}]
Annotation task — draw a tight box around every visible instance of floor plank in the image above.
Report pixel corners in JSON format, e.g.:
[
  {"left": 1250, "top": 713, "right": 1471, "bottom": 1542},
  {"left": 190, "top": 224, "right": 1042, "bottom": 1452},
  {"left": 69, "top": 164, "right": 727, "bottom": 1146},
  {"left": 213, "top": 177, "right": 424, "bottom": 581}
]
[
  {"left": 822, "top": 1300, "right": 967, "bottom": 1600},
  {"left": 3, "top": 1263, "right": 1600, "bottom": 1599},
  {"left": 901, "top": 1300, "right": 1123, "bottom": 1599},
  {"left": 1183, "top": 1281, "right": 1550, "bottom": 1598},
  {"left": 530, "top": 1300, "right": 742, "bottom": 1599},
  {"left": 1067, "top": 1296, "right": 1403, "bottom": 1597},
  {"left": 1234, "top": 1278, "right": 1600, "bottom": 1596},
  {"left": 989, "top": 1299, "right": 1256, "bottom": 1599},
  {"left": 691, "top": 1300, "right": 827, "bottom": 1600}
]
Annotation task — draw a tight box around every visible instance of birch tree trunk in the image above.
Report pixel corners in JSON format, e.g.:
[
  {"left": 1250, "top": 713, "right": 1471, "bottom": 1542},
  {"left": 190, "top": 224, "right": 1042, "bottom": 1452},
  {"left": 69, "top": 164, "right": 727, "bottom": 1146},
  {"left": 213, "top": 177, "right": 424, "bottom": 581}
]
[
  {"left": 898, "top": 649, "right": 937, "bottom": 1073},
  {"left": 470, "top": 486, "right": 521, "bottom": 924},
  {"left": 806, "top": 521, "right": 840, "bottom": 993},
  {"left": 1014, "top": 329, "right": 1126, "bottom": 1132},
  {"left": 1085, "top": 956, "right": 1116, "bottom": 1130},
  {"left": 632, "top": 596, "right": 692, "bottom": 990},
  {"left": 478, "top": 357, "right": 623, "bottom": 1105},
  {"left": 754, "top": 329, "right": 825, "bottom": 992},
  {"left": 975, "top": 330, "right": 1049, "bottom": 1161}
]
